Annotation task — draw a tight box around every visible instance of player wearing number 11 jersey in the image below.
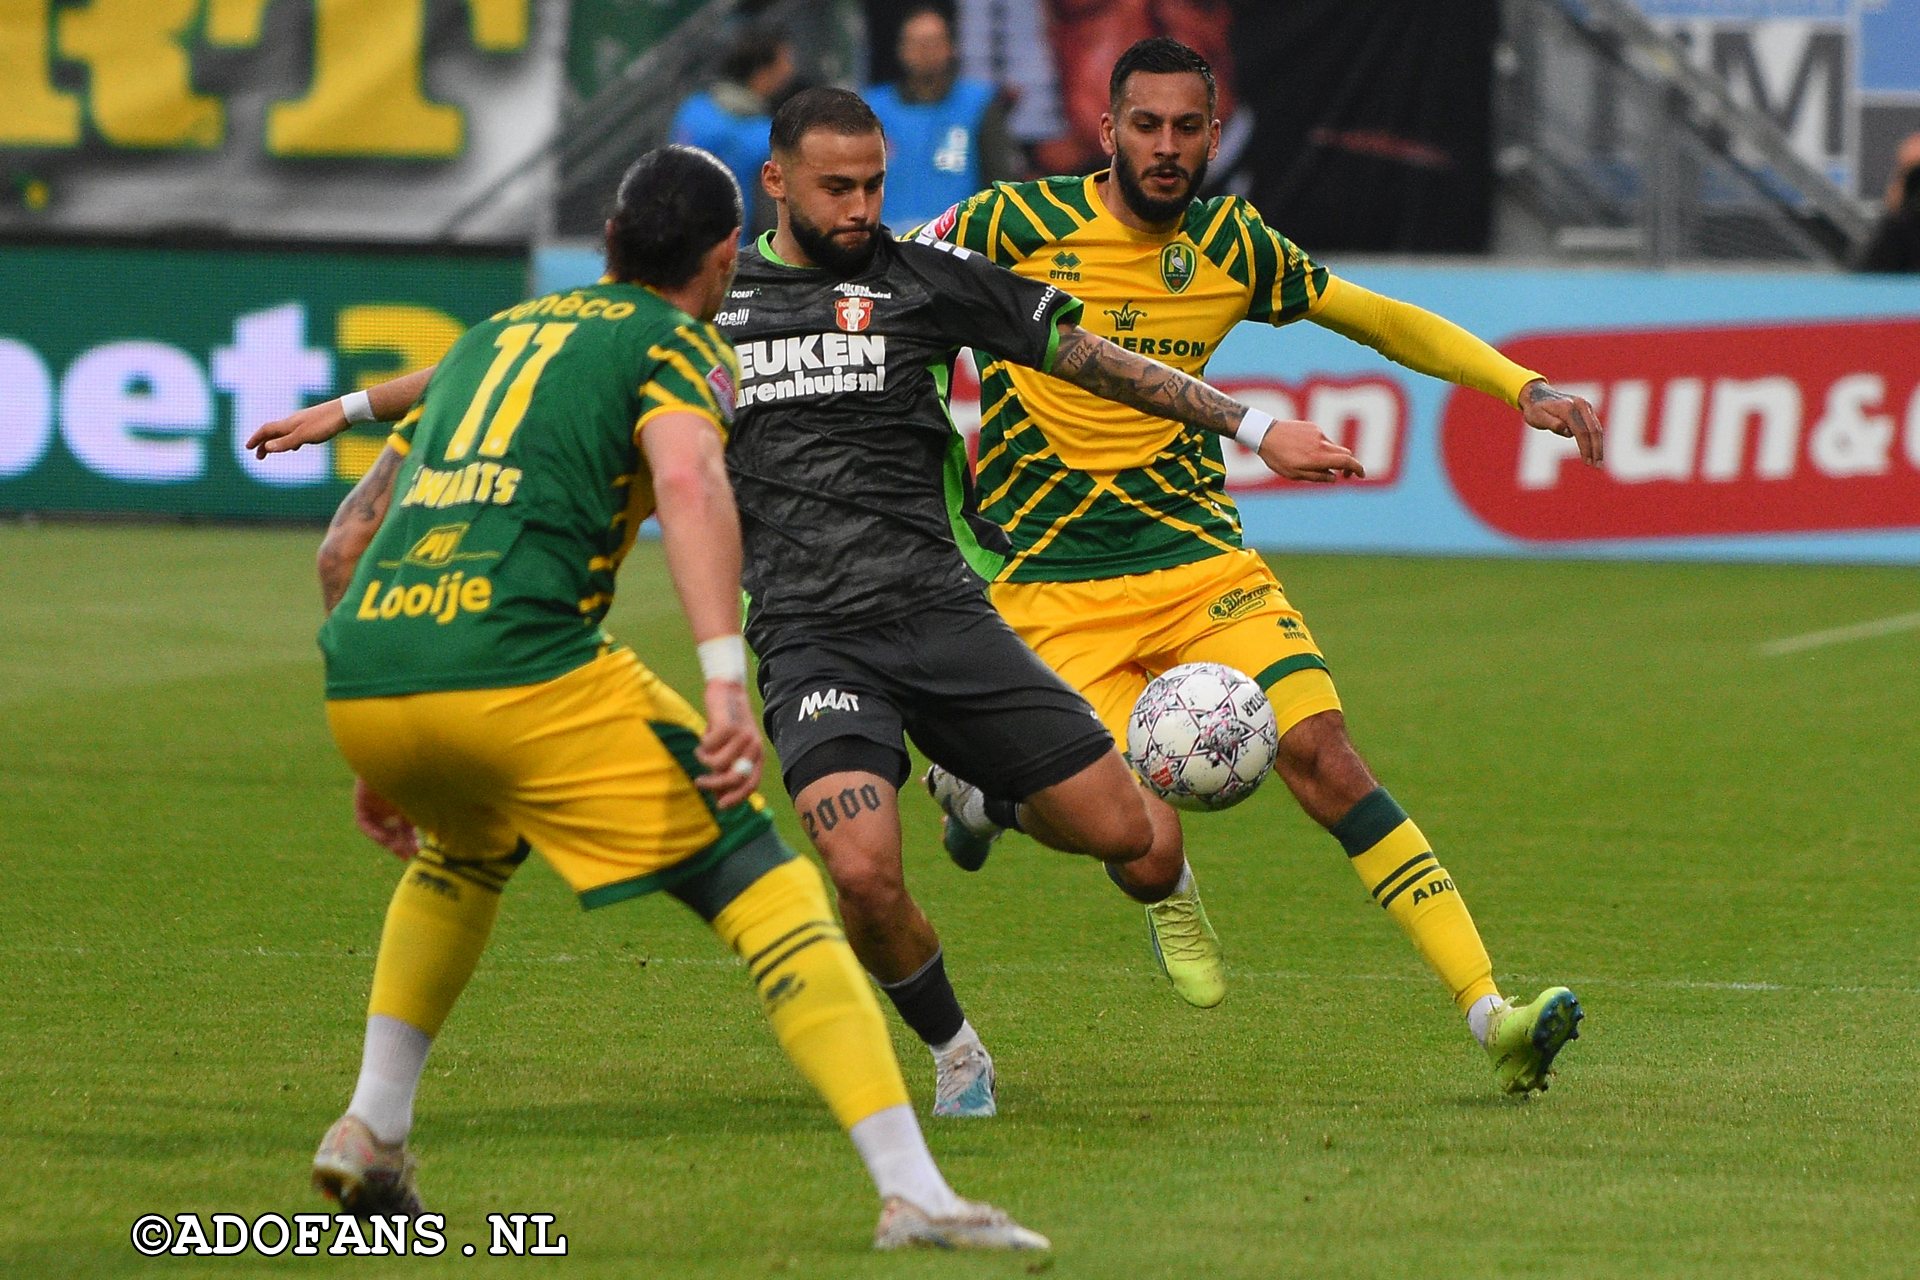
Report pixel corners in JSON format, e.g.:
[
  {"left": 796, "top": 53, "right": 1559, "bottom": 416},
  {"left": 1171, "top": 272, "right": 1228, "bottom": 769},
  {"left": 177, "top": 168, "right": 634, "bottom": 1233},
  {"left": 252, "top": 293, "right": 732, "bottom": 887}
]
[{"left": 264, "top": 144, "right": 1048, "bottom": 1251}]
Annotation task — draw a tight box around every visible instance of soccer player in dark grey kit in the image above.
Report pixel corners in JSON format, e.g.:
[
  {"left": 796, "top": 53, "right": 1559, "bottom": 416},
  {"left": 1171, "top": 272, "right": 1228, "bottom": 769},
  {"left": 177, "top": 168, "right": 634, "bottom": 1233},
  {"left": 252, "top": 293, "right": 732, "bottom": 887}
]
[
  {"left": 258, "top": 89, "right": 1359, "bottom": 1119},
  {"left": 716, "top": 87, "right": 1357, "bottom": 1116}
]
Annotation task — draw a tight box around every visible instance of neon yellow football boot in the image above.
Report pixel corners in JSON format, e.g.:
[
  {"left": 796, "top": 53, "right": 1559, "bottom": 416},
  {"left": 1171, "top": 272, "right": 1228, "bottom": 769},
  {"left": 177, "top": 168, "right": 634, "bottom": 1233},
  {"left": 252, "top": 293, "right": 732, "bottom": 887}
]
[
  {"left": 1144, "top": 879, "right": 1227, "bottom": 1009},
  {"left": 1485, "top": 987, "right": 1584, "bottom": 1094}
]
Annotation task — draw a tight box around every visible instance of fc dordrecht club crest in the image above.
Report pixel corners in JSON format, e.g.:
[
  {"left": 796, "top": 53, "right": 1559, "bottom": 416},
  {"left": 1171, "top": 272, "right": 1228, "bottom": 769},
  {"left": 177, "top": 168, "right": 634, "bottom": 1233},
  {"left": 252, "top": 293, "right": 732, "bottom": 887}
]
[{"left": 1159, "top": 243, "right": 1195, "bottom": 294}]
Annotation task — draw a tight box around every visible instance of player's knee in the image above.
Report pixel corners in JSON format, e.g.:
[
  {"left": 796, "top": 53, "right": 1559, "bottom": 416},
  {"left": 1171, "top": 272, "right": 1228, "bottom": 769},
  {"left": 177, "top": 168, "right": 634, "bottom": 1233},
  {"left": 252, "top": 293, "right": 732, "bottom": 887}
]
[
  {"left": 1279, "top": 711, "right": 1376, "bottom": 814},
  {"left": 1281, "top": 712, "right": 1360, "bottom": 779},
  {"left": 826, "top": 852, "right": 911, "bottom": 918},
  {"left": 1080, "top": 794, "right": 1156, "bottom": 864}
]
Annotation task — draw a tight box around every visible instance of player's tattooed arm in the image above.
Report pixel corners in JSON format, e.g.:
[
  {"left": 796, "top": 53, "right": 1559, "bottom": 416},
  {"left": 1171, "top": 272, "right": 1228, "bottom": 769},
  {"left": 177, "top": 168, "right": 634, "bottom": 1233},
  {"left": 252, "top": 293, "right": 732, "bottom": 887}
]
[
  {"left": 1519, "top": 378, "right": 1604, "bottom": 466},
  {"left": 317, "top": 444, "right": 404, "bottom": 612},
  {"left": 1050, "top": 323, "right": 1250, "bottom": 434},
  {"left": 1049, "top": 323, "right": 1365, "bottom": 483}
]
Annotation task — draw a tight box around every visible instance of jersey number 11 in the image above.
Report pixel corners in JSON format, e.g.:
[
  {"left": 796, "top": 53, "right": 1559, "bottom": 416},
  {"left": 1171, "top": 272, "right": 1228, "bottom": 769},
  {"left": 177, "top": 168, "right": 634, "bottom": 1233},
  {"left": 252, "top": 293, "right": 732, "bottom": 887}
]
[{"left": 442, "top": 322, "right": 577, "bottom": 463}]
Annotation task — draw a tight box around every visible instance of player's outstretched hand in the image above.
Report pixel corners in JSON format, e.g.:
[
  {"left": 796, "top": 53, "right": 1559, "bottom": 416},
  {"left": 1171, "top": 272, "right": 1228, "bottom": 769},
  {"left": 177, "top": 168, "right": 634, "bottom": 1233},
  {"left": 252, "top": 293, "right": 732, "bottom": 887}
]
[
  {"left": 1256, "top": 418, "right": 1366, "bottom": 483},
  {"left": 695, "top": 679, "right": 763, "bottom": 809},
  {"left": 1521, "top": 379, "right": 1604, "bottom": 466},
  {"left": 246, "top": 400, "right": 351, "bottom": 459},
  {"left": 354, "top": 778, "right": 418, "bottom": 860}
]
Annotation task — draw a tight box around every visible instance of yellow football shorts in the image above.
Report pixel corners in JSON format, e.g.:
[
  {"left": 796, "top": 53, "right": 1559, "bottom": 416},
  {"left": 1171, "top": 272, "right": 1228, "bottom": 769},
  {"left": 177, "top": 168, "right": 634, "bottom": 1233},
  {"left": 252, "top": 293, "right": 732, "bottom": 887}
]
[
  {"left": 989, "top": 548, "right": 1343, "bottom": 745},
  {"left": 326, "top": 647, "right": 772, "bottom": 909}
]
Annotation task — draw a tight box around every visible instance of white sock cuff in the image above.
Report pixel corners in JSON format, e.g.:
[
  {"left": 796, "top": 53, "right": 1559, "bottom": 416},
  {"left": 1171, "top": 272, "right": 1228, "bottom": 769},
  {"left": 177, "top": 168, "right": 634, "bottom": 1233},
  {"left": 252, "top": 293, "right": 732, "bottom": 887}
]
[
  {"left": 849, "top": 1103, "right": 961, "bottom": 1215},
  {"left": 930, "top": 1019, "right": 980, "bottom": 1058},
  {"left": 1466, "top": 993, "right": 1506, "bottom": 1047}
]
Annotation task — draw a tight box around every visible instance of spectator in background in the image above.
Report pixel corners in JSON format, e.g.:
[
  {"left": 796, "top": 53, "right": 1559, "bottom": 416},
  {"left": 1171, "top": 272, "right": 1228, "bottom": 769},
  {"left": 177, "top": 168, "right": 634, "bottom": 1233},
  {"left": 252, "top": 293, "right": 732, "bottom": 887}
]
[
  {"left": 868, "top": 4, "right": 1017, "bottom": 231},
  {"left": 671, "top": 24, "right": 798, "bottom": 242},
  {"left": 1856, "top": 132, "right": 1920, "bottom": 273}
]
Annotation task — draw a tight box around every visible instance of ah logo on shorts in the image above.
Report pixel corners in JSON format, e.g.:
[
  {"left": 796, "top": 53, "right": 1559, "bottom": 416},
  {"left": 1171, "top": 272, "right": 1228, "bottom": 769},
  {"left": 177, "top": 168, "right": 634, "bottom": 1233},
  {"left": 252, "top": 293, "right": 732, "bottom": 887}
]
[
  {"left": 1207, "top": 584, "right": 1274, "bottom": 621},
  {"left": 798, "top": 688, "right": 861, "bottom": 720},
  {"left": 834, "top": 296, "right": 874, "bottom": 333}
]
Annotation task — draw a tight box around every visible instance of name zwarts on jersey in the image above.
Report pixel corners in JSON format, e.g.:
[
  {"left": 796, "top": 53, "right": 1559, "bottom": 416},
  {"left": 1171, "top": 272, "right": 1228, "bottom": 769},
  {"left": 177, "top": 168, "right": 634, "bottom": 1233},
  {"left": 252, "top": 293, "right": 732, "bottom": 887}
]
[{"left": 737, "top": 334, "right": 887, "bottom": 406}]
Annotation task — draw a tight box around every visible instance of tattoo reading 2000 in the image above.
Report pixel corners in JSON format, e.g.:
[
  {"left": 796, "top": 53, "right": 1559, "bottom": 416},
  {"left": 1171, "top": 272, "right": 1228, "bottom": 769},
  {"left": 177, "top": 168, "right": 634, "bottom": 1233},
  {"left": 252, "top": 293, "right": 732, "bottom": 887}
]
[{"left": 800, "top": 783, "right": 886, "bottom": 839}]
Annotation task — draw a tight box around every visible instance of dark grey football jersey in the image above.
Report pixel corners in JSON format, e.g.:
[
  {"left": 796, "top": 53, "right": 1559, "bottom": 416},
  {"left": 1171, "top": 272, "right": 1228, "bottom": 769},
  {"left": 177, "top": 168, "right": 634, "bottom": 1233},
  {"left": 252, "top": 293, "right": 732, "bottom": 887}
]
[{"left": 717, "top": 230, "right": 1082, "bottom": 648}]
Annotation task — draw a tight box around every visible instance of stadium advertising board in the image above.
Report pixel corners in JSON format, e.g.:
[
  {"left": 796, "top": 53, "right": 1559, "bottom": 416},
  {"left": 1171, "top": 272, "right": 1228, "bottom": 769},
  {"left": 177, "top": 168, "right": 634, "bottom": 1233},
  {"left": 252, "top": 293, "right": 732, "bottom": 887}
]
[
  {"left": 537, "top": 248, "right": 1920, "bottom": 564},
  {"left": 1213, "top": 268, "right": 1920, "bottom": 565},
  {"left": 0, "top": 242, "right": 523, "bottom": 519}
]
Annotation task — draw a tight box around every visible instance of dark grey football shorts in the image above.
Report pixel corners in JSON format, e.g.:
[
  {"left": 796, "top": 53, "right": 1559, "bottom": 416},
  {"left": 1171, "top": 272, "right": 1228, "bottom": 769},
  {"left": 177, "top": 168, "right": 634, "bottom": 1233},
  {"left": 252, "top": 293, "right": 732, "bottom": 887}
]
[{"left": 755, "top": 593, "right": 1113, "bottom": 800}]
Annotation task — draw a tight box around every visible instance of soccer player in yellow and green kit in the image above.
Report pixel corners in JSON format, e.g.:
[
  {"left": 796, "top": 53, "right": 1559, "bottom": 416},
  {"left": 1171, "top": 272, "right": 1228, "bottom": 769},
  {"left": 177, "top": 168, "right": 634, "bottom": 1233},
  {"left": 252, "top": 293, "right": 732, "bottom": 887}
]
[
  {"left": 253, "top": 145, "right": 1045, "bottom": 1251},
  {"left": 918, "top": 39, "right": 1604, "bottom": 1094}
]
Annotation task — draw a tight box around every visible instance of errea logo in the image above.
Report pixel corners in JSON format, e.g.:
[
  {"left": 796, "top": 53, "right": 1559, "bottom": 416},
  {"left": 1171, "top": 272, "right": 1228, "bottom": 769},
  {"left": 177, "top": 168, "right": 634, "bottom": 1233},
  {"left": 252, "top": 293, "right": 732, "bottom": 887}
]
[
  {"left": 798, "top": 688, "right": 861, "bottom": 720},
  {"left": 1049, "top": 250, "right": 1082, "bottom": 282}
]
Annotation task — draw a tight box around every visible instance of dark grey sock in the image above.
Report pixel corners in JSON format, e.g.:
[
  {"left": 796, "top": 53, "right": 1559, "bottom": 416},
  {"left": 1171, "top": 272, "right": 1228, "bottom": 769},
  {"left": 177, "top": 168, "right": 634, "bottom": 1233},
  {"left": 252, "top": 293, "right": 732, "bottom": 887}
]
[{"left": 878, "top": 948, "right": 966, "bottom": 1046}]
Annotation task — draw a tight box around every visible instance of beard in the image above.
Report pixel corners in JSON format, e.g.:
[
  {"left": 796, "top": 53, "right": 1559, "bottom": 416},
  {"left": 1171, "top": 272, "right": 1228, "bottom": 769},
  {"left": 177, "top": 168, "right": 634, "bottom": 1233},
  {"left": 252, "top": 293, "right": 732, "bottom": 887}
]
[
  {"left": 789, "top": 205, "right": 880, "bottom": 276},
  {"left": 1113, "top": 149, "right": 1209, "bottom": 224}
]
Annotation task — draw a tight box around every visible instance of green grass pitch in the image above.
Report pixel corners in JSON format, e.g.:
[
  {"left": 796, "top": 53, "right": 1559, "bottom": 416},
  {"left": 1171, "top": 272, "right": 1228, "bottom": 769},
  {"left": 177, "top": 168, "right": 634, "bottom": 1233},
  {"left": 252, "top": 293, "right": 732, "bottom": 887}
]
[{"left": 2, "top": 522, "right": 1915, "bottom": 1279}]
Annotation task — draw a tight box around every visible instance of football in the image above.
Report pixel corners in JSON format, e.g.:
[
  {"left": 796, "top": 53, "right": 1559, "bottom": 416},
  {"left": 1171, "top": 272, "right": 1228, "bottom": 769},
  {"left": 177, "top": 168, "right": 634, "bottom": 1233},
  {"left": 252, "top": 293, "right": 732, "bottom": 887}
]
[{"left": 1125, "top": 662, "right": 1279, "bottom": 811}]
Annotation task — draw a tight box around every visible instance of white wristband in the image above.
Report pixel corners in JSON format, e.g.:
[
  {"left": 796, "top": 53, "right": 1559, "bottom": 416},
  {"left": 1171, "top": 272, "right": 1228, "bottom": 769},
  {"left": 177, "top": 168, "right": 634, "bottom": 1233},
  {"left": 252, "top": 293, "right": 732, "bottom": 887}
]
[
  {"left": 1234, "top": 408, "right": 1274, "bottom": 451},
  {"left": 340, "top": 390, "right": 376, "bottom": 425},
  {"left": 697, "top": 635, "right": 748, "bottom": 684}
]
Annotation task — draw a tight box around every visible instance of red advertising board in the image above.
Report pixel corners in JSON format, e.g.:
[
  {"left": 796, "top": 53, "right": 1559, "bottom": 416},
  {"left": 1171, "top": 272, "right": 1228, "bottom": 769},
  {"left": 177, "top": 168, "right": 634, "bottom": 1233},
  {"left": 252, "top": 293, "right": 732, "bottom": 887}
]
[{"left": 1441, "top": 318, "right": 1920, "bottom": 540}]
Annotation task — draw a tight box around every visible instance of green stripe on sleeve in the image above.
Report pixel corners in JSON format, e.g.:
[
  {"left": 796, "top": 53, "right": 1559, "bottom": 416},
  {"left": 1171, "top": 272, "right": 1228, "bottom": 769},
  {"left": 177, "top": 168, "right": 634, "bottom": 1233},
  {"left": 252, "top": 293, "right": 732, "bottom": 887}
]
[
  {"left": 1253, "top": 651, "right": 1330, "bottom": 690},
  {"left": 649, "top": 350, "right": 721, "bottom": 416},
  {"left": 1050, "top": 174, "right": 1097, "bottom": 219},
  {"left": 953, "top": 192, "right": 1001, "bottom": 256},
  {"left": 1037, "top": 298, "right": 1083, "bottom": 373}
]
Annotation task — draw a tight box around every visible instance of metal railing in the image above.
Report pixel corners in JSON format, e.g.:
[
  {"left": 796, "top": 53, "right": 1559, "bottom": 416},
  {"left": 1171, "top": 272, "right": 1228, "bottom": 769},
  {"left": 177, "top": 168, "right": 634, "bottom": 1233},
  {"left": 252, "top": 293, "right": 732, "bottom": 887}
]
[{"left": 1497, "top": 0, "right": 1872, "bottom": 265}]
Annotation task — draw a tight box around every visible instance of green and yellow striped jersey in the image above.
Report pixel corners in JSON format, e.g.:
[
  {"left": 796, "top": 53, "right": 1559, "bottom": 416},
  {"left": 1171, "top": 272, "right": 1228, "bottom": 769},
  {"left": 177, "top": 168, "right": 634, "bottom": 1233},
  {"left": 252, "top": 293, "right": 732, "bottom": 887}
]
[
  {"left": 321, "top": 281, "right": 738, "bottom": 699},
  {"left": 934, "top": 171, "right": 1328, "bottom": 582}
]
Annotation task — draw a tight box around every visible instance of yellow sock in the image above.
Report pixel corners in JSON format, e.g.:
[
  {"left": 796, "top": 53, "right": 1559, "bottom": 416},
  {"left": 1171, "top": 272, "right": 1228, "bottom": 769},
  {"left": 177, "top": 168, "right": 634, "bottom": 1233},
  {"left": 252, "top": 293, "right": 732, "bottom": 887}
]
[
  {"left": 710, "top": 857, "right": 910, "bottom": 1129},
  {"left": 366, "top": 843, "right": 517, "bottom": 1036},
  {"left": 1331, "top": 788, "right": 1499, "bottom": 1014}
]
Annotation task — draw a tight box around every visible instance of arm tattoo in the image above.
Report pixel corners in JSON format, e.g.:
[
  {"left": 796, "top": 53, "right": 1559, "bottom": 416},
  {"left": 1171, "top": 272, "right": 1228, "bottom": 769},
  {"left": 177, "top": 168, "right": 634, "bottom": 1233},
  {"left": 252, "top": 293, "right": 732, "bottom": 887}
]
[
  {"left": 317, "top": 447, "right": 403, "bottom": 612},
  {"left": 1050, "top": 325, "right": 1250, "bottom": 438}
]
